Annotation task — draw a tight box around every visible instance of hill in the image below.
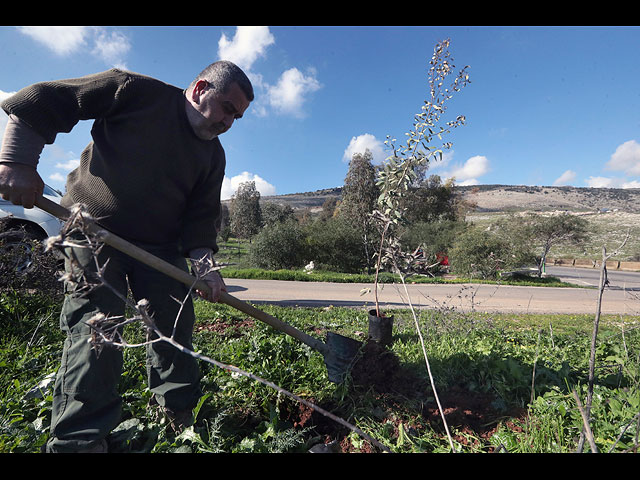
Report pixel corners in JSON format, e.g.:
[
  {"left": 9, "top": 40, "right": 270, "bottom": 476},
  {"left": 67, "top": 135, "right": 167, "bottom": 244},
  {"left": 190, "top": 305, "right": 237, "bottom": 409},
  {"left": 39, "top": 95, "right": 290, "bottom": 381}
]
[{"left": 256, "top": 185, "right": 640, "bottom": 214}]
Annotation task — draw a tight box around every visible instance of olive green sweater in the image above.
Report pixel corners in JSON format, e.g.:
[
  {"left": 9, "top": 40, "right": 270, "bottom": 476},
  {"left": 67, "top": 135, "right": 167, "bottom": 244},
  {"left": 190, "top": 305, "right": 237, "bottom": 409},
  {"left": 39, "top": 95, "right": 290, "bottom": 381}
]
[{"left": 1, "top": 69, "right": 225, "bottom": 255}]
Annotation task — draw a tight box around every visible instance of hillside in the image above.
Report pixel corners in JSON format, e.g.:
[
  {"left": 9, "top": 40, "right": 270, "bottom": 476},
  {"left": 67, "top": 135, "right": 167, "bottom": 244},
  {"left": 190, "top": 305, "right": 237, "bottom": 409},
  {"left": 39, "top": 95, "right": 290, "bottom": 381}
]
[{"left": 256, "top": 185, "right": 640, "bottom": 214}]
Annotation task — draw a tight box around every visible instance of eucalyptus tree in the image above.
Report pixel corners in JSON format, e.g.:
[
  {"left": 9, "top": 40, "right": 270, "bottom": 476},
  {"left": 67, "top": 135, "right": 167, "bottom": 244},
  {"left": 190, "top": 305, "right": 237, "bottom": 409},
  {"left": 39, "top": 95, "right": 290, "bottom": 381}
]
[
  {"left": 230, "top": 180, "right": 262, "bottom": 241},
  {"left": 339, "top": 149, "right": 379, "bottom": 273}
]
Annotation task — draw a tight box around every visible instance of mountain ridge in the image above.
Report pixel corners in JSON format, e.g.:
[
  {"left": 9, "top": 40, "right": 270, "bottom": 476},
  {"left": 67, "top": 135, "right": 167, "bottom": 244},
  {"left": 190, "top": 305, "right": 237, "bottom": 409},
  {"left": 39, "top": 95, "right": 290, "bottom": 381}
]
[{"left": 255, "top": 184, "right": 640, "bottom": 214}]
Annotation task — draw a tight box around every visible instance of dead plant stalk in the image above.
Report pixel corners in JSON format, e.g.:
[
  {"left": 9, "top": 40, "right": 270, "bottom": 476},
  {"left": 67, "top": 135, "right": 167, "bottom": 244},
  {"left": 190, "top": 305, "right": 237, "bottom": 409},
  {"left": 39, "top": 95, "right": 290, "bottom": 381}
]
[{"left": 577, "top": 230, "right": 630, "bottom": 453}]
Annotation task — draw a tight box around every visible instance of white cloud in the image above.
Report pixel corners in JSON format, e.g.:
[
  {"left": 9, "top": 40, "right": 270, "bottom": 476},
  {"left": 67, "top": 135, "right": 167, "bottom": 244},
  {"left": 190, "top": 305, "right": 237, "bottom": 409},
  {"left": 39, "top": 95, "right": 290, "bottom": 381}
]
[
  {"left": 445, "top": 155, "right": 490, "bottom": 185},
  {"left": 267, "top": 67, "right": 321, "bottom": 118},
  {"left": 17, "top": 26, "right": 130, "bottom": 67},
  {"left": 553, "top": 169, "right": 576, "bottom": 186},
  {"left": 49, "top": 172, "right": 66, "bottom": 183},
  {"left": 18, "top": 26, "right": 88, "bottom": 56},
  {"left": 217, "top": 26, "right": 275, "bottom": 72},
  {"left": 342, "top": 134, "right": 387, "bottom": 164},
  {"left": 585, "top": 176, "right": 640, "bottom": 189},
  {"left": 55, "top": 159, "right": 80, "bottom": 171},
  {"left": 91, "top": 30, "right": 131, "bottom": 68},
  {"left": 221, "top": 171, "right": 276, "bottom": 200},
  {"left": 0, "top": 90, "right": 16, "bottom": 140},
  {"left": 217, "top": 26, "right": 321, "bottom": 119},
  {"left": 605, "top": 139, "right": 640, "bottom": 176},
  {"left": 583, "top": 140, "right": 640, "bottom": 189}
]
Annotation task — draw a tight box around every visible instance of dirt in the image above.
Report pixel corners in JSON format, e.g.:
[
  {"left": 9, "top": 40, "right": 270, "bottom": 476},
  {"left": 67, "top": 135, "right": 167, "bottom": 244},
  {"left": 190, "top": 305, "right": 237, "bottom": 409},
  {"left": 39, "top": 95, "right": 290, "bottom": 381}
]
[
  {"left": 197, "top": 320, "right": 527, "bottom": 452},
  {"left": 288, "top": 339, "right": 527, "bottom": 453},
  {"left": 195, "top": 318, "right": 255, "bottom": 337}
]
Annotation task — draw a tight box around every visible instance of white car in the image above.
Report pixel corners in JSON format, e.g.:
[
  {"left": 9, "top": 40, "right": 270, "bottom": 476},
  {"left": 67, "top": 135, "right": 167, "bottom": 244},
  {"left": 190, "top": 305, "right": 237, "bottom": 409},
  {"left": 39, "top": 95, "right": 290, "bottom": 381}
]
[
  {"left": 0, "top": 184, "right": 64, "bottom": 239},
  {"left": 0, "top": 185, "right": 64, "bottom": 274}
]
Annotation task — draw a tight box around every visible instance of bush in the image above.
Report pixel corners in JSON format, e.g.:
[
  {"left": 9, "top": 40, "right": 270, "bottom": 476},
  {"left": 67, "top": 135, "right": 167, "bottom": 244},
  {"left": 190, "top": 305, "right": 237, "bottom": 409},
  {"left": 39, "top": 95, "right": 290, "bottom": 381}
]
[
  {"left": 248, "top": 219, "right": 308, "bottom": 270},
  {"left": 400, "top": 219, "right": 466, "bottom": 256},
  {"left": 304, "top": 217, "right": 366, "bottom": 273},
  {"left": 450, "top": 226, "right": 535, "bottom": 279}
]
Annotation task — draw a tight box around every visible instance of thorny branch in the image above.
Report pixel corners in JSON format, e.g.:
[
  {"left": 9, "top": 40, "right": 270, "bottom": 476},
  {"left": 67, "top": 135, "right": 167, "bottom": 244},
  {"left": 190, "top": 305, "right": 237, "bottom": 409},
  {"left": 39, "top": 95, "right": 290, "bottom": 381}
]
[{"left": 45, "top": 204, "right": 391, "bottom": 453}]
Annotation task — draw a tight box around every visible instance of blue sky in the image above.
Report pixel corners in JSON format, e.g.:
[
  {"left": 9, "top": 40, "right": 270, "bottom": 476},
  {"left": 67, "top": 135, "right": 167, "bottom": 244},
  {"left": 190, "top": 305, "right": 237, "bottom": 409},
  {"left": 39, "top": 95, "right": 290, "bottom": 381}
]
[{"left": 1, "top": 26, "right": 639, "bottom": 199}]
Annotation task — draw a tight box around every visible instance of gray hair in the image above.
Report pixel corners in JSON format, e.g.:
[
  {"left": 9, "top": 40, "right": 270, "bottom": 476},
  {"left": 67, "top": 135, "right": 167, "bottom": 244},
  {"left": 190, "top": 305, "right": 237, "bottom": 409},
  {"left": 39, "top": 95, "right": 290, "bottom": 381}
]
[{"left": 190, "top": 60, "right": 254, "bottom": 102}]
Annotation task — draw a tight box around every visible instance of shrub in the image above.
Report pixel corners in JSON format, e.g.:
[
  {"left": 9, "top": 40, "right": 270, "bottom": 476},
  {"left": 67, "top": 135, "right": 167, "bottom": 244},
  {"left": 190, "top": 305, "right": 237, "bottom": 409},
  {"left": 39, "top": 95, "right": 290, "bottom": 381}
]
[
  {"left": 248, "top": 219, "right": 308, "bottom": 270},
  {"left": 450, "top": 226, "right": 535, "bottom": 279},
  {"left": 304, "top": 217, "right": 366, "bottom": 273},
  {"left": 400, "top": 219, "right": 466, "bottom": 256}
]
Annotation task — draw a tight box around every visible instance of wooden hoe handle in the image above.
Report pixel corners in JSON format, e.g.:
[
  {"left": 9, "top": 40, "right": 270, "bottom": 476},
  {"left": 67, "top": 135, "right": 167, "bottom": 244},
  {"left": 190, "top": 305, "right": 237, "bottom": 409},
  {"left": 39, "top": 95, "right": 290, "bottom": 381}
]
[{"left": 34, "top": 196, "right": 328, "bottom": 355}]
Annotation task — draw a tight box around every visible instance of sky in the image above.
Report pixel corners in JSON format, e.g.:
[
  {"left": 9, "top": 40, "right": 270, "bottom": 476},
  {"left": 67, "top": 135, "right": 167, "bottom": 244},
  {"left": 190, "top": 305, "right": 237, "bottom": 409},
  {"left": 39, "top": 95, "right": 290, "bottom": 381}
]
[{"left": 1, "top": 25, "right": 639, "bottom": 200}]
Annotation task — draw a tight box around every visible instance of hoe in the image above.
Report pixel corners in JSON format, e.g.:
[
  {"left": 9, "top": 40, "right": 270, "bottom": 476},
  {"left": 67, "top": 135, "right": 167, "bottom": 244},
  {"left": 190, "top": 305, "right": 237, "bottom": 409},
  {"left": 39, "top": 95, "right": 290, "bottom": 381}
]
[{"left": 35, "top": 196, "right": 362, "bottom": 383}]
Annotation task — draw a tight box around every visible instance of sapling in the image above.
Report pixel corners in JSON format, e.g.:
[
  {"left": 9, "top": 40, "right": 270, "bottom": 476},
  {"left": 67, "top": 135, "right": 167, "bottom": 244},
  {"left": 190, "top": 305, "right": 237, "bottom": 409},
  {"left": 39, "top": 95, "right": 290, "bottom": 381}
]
[
  {"left": 371, "top": 38, "right": 470, "bottom": 317},
  {"left": 365, "top": 39, "right": 471, "bottom": 453}
]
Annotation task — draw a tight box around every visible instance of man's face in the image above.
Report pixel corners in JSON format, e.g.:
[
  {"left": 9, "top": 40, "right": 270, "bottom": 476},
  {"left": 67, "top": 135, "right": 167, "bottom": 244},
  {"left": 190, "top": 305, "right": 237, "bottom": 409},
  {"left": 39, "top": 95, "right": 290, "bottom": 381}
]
[{"left": 188, "top": 80, "right": 251, "bottom": 140}]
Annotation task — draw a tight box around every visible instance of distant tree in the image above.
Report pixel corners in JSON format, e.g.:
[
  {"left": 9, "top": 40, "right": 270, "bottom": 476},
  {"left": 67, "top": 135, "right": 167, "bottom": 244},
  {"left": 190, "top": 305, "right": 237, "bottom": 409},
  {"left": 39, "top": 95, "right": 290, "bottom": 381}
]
[
  {"left": 338, "top": 149, "right": 380, "bottom": 272},
  {"left": 217, "top": 204, "right": 231, "bottom": 242},
  {"left": 450, "top": 226, "right": 534, "bottom": 279},
  {"left": 499, "top": 213, "right": 590, "bottom": 277},
  {"left": 318, "top": 197, "right": 338, "bottom": 221},
  {"left": 401, "top": 174, "right": 459, "bottom": 223},
  {"left": 249, "top": 219, "right": 307, "bottom": 270},
  {"left": 230, "top": 181, "right": 262, "bottom": 241},
  {"left": 305, "top": 216, "right": 365, "bottom": 273},
  {"left": 340, "top": 150, "right": 379, "bottom": 219},
  {"left": 261, "top": 202, "right": 295, "bottom": 226}
]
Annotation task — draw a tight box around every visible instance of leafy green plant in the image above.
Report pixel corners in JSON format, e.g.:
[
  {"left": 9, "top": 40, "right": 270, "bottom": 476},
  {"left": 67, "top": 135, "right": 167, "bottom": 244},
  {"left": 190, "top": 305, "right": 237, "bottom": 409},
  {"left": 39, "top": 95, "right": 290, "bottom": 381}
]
[{"left": 2, "top": 286, "right": 639, "bottom": 453}]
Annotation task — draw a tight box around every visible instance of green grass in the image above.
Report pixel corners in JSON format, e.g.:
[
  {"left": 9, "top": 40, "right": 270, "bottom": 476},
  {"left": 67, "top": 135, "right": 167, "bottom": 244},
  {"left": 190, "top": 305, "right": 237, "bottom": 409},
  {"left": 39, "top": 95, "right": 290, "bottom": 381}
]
[
  {"left": 220, "top": 266, "right": 577, "bottom": 288},
  {"left": 2, "top": 288, "right": 638, "bottom": 453}
]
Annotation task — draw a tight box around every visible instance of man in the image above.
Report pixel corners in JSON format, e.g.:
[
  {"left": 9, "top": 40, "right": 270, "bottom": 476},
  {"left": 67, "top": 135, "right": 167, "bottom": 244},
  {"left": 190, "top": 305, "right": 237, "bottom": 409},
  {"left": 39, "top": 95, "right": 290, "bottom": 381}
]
[{"left": 0, "top": 61, "right": 253, "bottom": 452}]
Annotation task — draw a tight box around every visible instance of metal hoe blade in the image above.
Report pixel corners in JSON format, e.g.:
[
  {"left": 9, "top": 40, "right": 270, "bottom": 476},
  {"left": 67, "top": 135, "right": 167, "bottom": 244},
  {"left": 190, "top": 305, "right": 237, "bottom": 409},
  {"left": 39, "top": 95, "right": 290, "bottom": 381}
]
[{"left": 324, "top": 332, "right": 362, "bottom": 383}]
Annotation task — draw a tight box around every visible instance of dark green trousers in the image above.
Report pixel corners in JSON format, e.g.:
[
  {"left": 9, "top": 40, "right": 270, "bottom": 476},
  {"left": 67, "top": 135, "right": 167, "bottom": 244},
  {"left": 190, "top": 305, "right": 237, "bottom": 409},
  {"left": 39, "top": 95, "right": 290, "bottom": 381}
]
[{"left": 46, "top": 238, "right": 201, "bottom": 452}]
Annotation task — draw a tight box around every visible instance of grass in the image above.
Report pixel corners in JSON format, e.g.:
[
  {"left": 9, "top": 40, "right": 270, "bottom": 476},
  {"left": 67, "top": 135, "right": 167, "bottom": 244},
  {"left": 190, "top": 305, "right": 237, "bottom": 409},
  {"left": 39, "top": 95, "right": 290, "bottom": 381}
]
[{"left": 2, "top": 288, "right": 638, "bottom": 453}]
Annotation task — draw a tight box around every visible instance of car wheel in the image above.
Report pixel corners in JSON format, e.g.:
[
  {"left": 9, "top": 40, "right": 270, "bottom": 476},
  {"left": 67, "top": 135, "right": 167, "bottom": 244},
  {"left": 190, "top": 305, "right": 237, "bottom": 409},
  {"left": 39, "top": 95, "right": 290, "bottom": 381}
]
[{"left": 0, "top": 228, "right": 43, "bottom": 275}]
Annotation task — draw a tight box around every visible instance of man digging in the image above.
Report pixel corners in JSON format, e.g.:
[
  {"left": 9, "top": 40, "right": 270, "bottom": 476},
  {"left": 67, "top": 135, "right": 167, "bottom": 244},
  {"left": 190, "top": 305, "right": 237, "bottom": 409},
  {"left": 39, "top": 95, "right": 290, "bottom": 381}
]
[{"left": 0, "top": 61, "right": 253, "bottom": 452}]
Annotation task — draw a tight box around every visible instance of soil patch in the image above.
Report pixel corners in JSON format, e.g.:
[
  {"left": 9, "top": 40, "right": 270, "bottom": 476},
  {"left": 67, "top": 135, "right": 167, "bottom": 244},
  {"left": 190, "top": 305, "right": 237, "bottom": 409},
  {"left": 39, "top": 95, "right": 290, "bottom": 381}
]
[
  {"left": 350, "top": 340, "right": 417, "bottom": 394},
  {"left": 196, "top": 317, "right": 255, "bottom": 337},
  {"left": 285, "top": 340, "right": 527, "bottom": 452}
]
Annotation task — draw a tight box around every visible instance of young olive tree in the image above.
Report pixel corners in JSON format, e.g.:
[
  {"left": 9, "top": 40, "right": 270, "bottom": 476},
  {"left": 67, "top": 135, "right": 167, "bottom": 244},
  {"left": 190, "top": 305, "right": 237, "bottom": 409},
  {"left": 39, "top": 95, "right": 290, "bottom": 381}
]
[{"left": 372, "top": 38, "right": 471, "bottom": 315}]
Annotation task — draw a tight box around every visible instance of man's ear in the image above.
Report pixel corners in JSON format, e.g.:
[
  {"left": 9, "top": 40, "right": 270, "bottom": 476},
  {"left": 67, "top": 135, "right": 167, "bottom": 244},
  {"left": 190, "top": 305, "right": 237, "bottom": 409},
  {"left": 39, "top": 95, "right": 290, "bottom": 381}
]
[{"left": 190, "top": 79, "right": 208, "bottom": 104}]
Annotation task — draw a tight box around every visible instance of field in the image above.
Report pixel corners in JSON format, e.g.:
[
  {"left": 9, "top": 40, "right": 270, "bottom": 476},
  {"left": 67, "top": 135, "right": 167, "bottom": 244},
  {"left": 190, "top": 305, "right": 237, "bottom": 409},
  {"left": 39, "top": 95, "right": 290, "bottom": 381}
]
[
  {"left": 1, "top": 184, "right": 639, "bottom": 453},
  {"left": 1, "top": 287, "right": 638, "bottom": 453}
]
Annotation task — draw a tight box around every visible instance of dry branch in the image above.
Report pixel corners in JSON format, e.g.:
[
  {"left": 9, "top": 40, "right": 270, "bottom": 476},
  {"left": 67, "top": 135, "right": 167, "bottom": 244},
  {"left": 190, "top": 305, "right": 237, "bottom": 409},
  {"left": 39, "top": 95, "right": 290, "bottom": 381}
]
[{"left": 47, "top": 204, "right": 391, "bottom": 453}]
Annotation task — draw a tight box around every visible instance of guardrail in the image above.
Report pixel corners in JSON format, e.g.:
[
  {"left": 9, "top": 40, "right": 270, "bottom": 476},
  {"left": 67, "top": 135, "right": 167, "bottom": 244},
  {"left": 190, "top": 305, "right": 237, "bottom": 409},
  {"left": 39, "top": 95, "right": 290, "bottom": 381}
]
[{"left": 551, "top": 258, "right": 640, "bottom": 272}]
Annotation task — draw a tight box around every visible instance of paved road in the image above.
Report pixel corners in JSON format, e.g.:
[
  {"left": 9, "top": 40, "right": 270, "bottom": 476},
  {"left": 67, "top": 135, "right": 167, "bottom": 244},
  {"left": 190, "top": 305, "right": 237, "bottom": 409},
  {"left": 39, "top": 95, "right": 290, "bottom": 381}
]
[
  {"left": 225, "top": 273, "right": 640, "bottom": 315},
  {"left": 545, "top": 265, "right": 640, "bottom": 290}
]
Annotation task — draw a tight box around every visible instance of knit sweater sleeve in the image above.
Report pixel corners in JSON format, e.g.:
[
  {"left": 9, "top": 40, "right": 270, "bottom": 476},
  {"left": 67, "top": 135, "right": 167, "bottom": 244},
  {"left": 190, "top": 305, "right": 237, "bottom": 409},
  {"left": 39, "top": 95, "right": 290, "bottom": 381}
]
[{"left": 0, "top": 69, "right": 132, "bottom": 144}]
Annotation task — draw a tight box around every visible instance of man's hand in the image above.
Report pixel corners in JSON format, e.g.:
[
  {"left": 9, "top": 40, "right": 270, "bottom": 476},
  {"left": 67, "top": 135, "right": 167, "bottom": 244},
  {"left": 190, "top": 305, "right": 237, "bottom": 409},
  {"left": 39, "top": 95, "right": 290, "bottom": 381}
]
[
  {"left": 0, "top": 163, "right": 44, "bottom": 209},
  {"left": 189, "top": 247, "right": 227, "bottom": 303}
]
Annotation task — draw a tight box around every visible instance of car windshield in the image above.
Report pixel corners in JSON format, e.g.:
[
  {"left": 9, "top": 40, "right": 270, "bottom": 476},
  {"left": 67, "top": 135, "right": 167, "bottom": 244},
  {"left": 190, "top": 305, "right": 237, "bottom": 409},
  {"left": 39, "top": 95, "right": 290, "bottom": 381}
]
[{"left": 43, "top": 185, "right": 62, "bottom": 197}]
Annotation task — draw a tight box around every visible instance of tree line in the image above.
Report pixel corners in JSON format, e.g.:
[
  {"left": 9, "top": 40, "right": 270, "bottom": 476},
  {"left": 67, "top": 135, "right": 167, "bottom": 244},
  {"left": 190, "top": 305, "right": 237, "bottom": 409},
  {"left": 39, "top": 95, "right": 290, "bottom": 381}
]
[{"left": 219, "top": 149, "right": 590, "bottom": 280}]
